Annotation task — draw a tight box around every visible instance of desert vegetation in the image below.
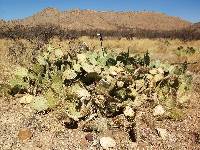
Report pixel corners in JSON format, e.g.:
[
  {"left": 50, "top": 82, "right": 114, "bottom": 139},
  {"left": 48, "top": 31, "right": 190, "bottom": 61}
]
[
  {"left": 0, "top": 23, "right": 200, "bottom": 42},
  {"left": 0, "top": 36, "right": 200, "bottom": 149}
]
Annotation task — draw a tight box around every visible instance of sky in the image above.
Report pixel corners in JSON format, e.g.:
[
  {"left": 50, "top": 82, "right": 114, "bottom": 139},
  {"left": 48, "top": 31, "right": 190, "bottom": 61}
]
[{"left": 0, "top": 0, "right": 199, "bottom": 23}]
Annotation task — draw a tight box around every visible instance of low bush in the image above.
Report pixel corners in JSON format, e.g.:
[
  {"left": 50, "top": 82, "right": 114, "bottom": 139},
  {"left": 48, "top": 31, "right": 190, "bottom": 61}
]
[{"left": 7, "top": 44, "right": 192, "bottom": 122}]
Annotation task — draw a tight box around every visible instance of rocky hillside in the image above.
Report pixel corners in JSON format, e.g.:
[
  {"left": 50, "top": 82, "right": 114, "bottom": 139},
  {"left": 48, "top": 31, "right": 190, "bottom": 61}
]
[
  {"left": 2, "top": 8, "right": 191, "bottom": 31},
  {"left": 191, "top": 22, "right": 200, "bottom": 31}
]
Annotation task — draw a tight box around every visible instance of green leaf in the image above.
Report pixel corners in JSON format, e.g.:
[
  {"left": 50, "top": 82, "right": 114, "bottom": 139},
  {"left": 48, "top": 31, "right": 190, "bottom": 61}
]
[
  {"left": 51, "top": 74, "right": 63, "bottom": 94},
  {"left": 31, "top": 96, "right": 49, "bottom": 112},
  {"left": 66, "top": 82, "right": 90, "bottom": 99},
  {"left": 10, "top": 76, "right": 29, "bottom": 88},
  {"left": 14, "top": 66, "right": 28, "bottom": 78},
  {"left": 66, "top": 102, "right": 83, "bottom": 121},
  {"left": 45, "top": 89, "right": 59, "bottom": 108},
  {"left": 31, "top": 64, "right": 45, "bottom": 75}
]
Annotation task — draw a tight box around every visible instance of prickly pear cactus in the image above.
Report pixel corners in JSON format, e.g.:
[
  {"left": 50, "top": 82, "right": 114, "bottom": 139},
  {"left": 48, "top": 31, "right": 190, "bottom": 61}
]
[
  {"left": 31, "top": 96, "right": 49, "bottom": 112},
  {"left": 9, "top": 44, "right": 192, "bottom": 123}
]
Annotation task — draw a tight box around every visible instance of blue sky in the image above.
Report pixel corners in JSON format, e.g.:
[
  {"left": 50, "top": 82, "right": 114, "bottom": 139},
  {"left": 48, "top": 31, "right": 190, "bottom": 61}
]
[{"left": 0, "top": 0, "right": 199, "bottom": 23}]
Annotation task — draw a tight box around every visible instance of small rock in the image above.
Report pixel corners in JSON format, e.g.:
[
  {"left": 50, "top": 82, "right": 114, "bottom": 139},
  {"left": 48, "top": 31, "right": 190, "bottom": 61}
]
[
  {"left": 123, "top": 106, "right": 135, "bottom": 117},
  {"left": 100, "top": 137, "right": 116, "bottom": 149},
  {"left": 19, "top": 94, "right": 34, "bottom": 104},
  {"left": 117, "top": 81, "right": 124, "bottom": 88},
  {"left": 156, "top": 128, "right": 168, "bottom": 140},
  {"left": 153, "top": 105, "right": 165, "bottom": 116},
  {"left": 85, "top": 133, "right": 94, "bottom": 142},
  {"left": 18, "top": 128, "right": 33, "bottom": 141}
]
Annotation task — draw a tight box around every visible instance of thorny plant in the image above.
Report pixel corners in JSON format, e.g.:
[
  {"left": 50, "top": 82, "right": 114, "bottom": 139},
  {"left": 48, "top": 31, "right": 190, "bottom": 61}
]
[{"left": 0, "top": 43, "right": 192, "bottom": 134}]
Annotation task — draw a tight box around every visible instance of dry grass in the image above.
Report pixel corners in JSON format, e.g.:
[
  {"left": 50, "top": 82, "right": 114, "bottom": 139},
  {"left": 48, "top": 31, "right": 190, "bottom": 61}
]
[
  {"left": 1, "top": 37, "right": 200, "bottom": 68},
  {"left": 49, "top": 37, "right": 200, "bottom": 75},
  {"left": 78, "top": 36, "right": 200, "bottom": 51},
  {"left": 0, "top": 39, "right": 15, "bottom": 82},
  {"left": 1, "top": 37, "right": 200, "bottom": 82},
  {"left": 77, "top": 37, "right": 200, "bottom": 72}
]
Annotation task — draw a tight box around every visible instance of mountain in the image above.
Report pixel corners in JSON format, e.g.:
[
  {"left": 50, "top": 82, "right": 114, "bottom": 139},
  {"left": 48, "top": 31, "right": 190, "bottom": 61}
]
[
  {"left": 0, "top": 19, "right": 6, "bottom": 26},
  {"left": 192, "top": 22, "right": 200, "bottom": 28},
  {"left": 3, "top": 8, "right": 191, "bottom": 31},
  {"left": 189, "top": 22, "right": 200, "bottom": 33}
]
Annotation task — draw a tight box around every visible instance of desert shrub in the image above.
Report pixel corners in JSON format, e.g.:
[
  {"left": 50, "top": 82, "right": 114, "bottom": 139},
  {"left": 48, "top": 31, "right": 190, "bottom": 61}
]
[
  {"left": 175, "top": 46, "right": 197, "bottom": 56},
  {"left": 7, "top": 40, "right": 43, "bottom": 66},
  {"left": 8, "top": 43, "right": 192, "bottom": 123},
  {"left": 1, "top": 23, "right": 200, "bottom": 41}
]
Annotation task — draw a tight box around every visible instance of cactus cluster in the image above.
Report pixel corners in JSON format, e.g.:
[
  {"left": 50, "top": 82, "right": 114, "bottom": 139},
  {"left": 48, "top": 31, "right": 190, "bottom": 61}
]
[
  {"left": 9, "top": 44, "right": 192, "bottom": 122},
  {"left": 175, "top": 46, "right": 198, "bottom": 56}
]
